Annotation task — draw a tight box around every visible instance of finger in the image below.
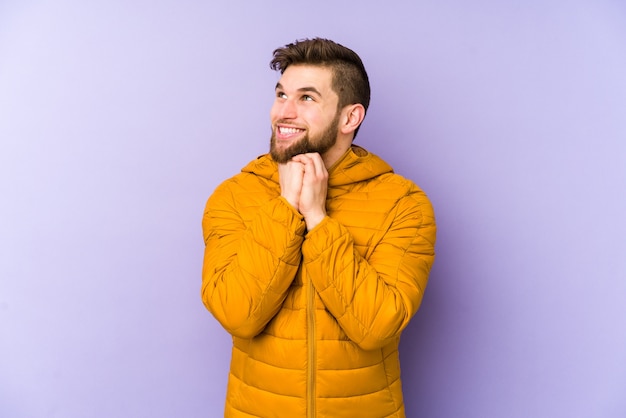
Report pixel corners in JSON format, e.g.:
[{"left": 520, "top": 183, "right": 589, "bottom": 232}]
[
  {"left": 308, "top": 154, "right": 327, "bottom": 178},
  {"left": 297, "top": 154, "right": 325, "bottom": 180},
  {"left": 281, "top": 161, "right": 304, "bottom": 176},
  {"left": 290, "top": 154, "right": 311, "bottom": 166},
  {"left": 291, "top": 155, "right": 313, "bottom": 174},
  {"left": 294, "top": 154, "right": 324, "bottom": 174}
]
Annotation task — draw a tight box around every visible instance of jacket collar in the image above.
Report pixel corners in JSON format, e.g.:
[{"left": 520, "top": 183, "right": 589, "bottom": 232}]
[{"left": 241, "top": 146, "right": 394, "bottom": 187}]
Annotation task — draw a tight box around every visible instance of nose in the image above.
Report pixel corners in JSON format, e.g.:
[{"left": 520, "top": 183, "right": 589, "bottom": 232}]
[{"left": 277, "top": 98, "right": 297, "bottom": 120}]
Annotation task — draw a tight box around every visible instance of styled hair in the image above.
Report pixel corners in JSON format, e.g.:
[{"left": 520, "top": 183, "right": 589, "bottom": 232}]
[{"left": 270, "top": 38, "right": 370, "bottom": 137}]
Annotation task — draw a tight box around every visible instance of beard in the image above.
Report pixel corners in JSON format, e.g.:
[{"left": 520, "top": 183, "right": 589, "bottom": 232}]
[{"left": 269, "top": 113, "right": 340, "bottom": 164}]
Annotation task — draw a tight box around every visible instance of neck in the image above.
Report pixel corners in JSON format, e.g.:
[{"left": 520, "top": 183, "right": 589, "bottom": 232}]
[{"left": 321, "top": 135, "right": 353, "bottom": 168}]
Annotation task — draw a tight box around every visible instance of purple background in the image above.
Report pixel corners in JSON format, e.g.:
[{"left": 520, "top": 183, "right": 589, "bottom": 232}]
[{"left": 1, "top": 1, "right": 625, "bottom": 417}]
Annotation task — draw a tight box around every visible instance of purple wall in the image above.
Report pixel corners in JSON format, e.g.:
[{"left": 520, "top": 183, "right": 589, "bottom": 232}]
[{"left": 1, "top": 1, "right": 625, "bottom": 417}]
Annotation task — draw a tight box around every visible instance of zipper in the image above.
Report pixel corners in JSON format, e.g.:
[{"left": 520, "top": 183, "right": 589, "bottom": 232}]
[{"left": 307, "top": 279, "right": 316, "bottom": 418}]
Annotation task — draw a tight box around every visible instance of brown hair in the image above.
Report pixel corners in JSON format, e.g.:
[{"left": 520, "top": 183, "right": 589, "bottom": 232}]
[{"left": 270, "top": 38, "right": 370, "bottom": 136}]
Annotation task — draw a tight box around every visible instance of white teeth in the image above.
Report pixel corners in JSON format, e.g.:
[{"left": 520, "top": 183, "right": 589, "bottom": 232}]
[{"left": 279, "top": 127, "right": 302, "bottom": 134}]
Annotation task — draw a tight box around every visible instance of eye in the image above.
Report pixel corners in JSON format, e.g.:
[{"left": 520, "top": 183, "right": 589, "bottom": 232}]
[
  {"left": 302, "top": 95, "right": 314, "bottom": 101},
  {"left": 276, "top": 91, "right": 287, "bottom": 99}
]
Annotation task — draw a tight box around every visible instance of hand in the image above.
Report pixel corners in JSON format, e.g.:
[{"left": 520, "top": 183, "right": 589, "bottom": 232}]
[
  {"left": 291, "top": 153, "right": 328, "bottom": 230},
  {"left": 278, "top": 160, "right": 305, "bottom": 210}
]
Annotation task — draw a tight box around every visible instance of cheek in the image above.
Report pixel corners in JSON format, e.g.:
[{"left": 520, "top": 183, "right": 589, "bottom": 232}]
[
  {"left": 302, "top": 108, "right": 324, "bottom": 125},
  {"left": 311, "top": 109, "right": 335, "bottom": 129}
]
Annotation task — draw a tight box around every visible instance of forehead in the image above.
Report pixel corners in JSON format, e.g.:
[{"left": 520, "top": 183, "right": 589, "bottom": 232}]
[{"left": 277, "top": 65, "right": 334, "bottom": 92}]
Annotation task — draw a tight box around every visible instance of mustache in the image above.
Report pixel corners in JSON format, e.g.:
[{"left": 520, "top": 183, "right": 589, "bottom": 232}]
[{"left": 273, "top": 120, "right": 306, "bottom": 128}]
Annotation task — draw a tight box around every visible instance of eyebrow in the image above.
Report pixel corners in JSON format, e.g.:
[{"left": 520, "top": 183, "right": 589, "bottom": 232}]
[{"left": 275, "top": 82, "right": 323, "bottom": 97}]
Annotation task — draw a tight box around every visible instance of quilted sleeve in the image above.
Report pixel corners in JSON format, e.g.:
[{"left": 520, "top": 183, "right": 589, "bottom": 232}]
[
  {"left": 302, "top": 187, "right": 436, "bottom": 350},
  {"left": 201, "top": 181, "right": 306, "bottom": 338}
]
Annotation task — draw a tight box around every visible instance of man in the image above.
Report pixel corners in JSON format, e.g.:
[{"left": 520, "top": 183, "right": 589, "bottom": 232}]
[{"left": 201, "top": 38, "right": 436, "bottom": 418}]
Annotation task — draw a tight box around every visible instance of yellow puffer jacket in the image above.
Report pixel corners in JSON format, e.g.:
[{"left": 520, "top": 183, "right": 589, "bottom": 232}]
[{"left": 202, "top": 146, "right": 436, "bottom": 418}]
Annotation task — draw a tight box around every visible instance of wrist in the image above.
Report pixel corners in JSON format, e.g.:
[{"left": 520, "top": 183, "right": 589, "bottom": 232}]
[
  {"left": 304, "top": 212, "right": 325, "bottom": 231},
  {"left": 281, "top": 193, "right": 299, "bottom": 210}
]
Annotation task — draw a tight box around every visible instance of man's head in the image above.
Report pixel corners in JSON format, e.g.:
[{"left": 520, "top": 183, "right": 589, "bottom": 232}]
[
  {"left": 270, "top": 38, "right": 370, "bottom": 118},
  {"left": 268, "top": 38, "right": 370, "bottom": 164}
]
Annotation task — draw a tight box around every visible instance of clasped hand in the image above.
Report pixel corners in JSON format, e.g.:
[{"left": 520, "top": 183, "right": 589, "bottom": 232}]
[{"left": 278, "top": 153, "right": 328, "bottom": 231}]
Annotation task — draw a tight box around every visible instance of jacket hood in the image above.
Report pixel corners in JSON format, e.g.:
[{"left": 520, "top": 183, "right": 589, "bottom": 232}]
[{"left": 241, "top": 145, "right": 394, "bottom": 187}]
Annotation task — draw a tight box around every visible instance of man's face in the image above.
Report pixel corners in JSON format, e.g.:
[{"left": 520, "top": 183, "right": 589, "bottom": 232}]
[{"left": 269, "top": 65, "right": 341, "bottom": 163}]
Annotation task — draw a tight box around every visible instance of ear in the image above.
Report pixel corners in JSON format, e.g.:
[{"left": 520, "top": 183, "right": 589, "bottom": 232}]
[{"left": 339, "top": 104, "right": 366, "bottom": 136}]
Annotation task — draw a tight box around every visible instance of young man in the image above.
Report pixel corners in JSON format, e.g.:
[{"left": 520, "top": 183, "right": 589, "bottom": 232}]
[{"left": 201, "top": 38, "right": 436, "bottom": 418}]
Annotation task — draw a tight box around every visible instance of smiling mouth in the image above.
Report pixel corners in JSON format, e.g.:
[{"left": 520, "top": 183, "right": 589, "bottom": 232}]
[
  {"left": 275, "top": 125, "right": 306, "bottom": 141},
  {"left": 278, "top": 126, "right": 304, "bottom": 135}
]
